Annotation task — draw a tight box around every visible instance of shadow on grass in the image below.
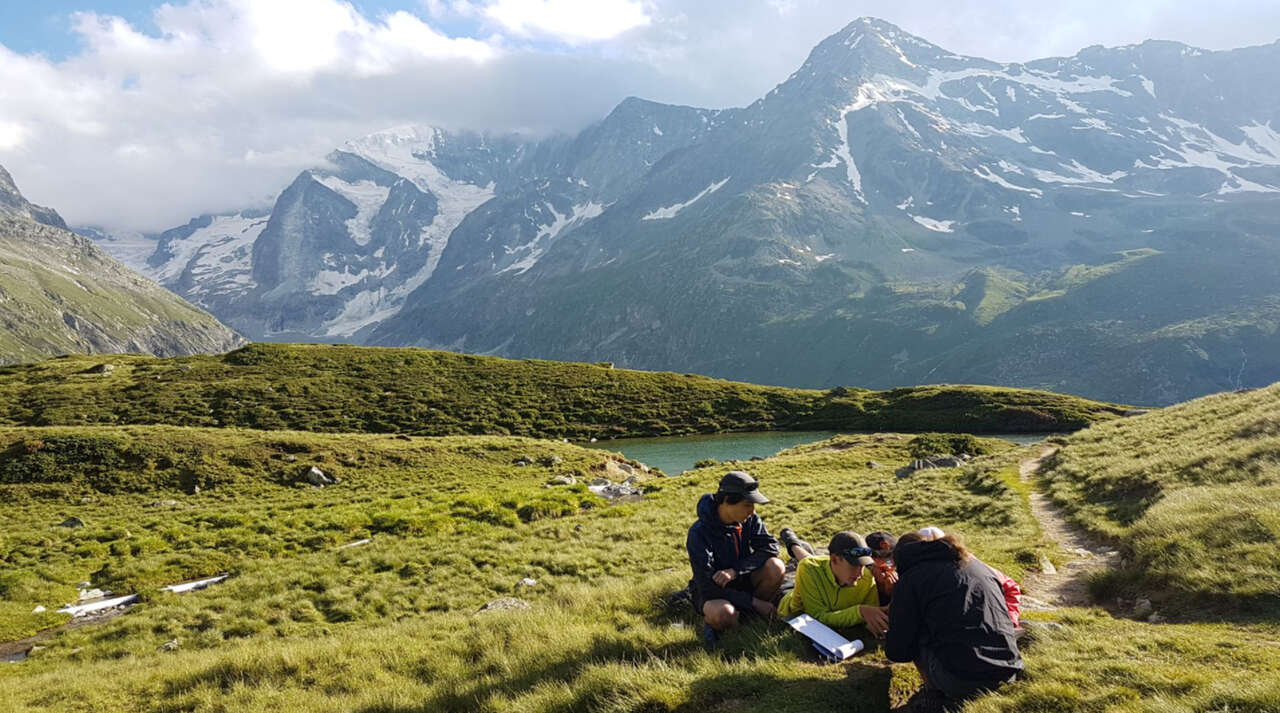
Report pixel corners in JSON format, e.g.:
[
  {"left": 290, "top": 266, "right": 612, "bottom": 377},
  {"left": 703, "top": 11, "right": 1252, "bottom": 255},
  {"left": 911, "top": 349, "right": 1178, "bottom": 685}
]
[
  {"left": 352, "top": 634, "right": 700, "bottom": 713},
  {"left": 668, "top": 665, "right": 893, "bottom": 713},
  {"left": 1089, "top": 567, "right": 1280, "bottom": 624}
]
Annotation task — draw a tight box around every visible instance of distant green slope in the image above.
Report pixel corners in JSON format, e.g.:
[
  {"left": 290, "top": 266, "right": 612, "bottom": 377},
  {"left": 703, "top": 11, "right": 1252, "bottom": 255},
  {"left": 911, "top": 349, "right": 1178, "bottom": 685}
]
[
  {"left": 692, "top": 234, "right": 1280, "bottom": 407},
  {"left": 0, "top": 214, "right": 244, "bottom": 364},
  {"left": 1040, "top": 382, "right": 1280, "bottom": 613},
  {"left": 0, "top": 343, "right": 1123, "bottom": 438}
]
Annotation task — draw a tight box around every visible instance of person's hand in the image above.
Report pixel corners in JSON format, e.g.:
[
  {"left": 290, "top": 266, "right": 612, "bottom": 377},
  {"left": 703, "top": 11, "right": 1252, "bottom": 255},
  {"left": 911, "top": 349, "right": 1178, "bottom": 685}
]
[
  {"left": 873, "top": 567, "right": 899, "bottom": 593},
  {"left": 752, "top": 597, "right": 777, "bottom": 618},
  {"left": 861, "top": 605, "right": 890, "bottom": 637},
  {"left": 712, "top": 568, "right": 737, "bottom": 587}
]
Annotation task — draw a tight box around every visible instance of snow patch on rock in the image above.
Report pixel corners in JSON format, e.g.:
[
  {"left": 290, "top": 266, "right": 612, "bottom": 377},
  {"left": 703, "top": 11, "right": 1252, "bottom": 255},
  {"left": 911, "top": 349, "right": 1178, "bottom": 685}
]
[
  {"left": 642, "top": 178, "right": 730, "bottom": 220},
  {"left": 912, "top": 216, "right": 955, "bottom": 232},
  {"left": 502, "top": 202, "right": 606, "bottom": 274},
  {"left": 314, "top": 176, "right": 390, "bottom": 247},
  {"left": 152, "top": 213, "right": 266, "bottom": 296}
]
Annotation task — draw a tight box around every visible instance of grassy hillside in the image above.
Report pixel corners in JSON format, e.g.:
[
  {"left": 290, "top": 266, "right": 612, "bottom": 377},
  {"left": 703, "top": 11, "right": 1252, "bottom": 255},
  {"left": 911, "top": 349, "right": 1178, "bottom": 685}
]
[
  {"left": 1038, "top": 382, "right": 1280, "bottom": 614},
  {"left": 1, "top": 425, "right": 1276, "bottom": 712},
  {"left": 732, "top": 238, "right": 1280, "bottom": 407},
  {"left": 0, "top": 343, "right": 1123, "bottom": 439},
  {"left": 0, "top": 215, "right": 244, "bottom": 364}
]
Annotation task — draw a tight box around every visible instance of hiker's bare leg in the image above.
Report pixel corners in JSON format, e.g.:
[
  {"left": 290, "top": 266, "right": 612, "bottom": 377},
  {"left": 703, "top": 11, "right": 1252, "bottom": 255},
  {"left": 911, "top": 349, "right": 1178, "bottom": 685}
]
[
  {"left": 790, "top": 544, "right": 812, "bottom": 561},
  {"left": 751, "top": 557, "right": 785, "bottom": 601},
  {"left": 702, "top": 599, "right": 739, "bottom": 631}
]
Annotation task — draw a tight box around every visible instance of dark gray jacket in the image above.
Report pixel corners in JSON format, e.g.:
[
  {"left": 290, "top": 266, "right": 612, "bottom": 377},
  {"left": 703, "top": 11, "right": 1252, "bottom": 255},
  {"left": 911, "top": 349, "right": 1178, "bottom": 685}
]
[
  {"left": 885, "top": 540, "right": 1024, "bottom": 681},
  {"left": 686, "top": 494, "right": 779, "bottom": 611}
]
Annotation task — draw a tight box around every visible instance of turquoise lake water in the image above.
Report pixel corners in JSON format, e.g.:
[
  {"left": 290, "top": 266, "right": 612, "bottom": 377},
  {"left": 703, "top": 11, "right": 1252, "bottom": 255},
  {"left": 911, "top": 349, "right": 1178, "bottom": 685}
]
[{"left": 582, "top": 431, "right": 1054, "bottom": 474}]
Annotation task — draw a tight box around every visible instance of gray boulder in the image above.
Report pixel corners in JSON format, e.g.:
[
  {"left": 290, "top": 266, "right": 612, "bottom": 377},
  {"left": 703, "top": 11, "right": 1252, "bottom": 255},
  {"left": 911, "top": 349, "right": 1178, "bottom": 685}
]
[
  {"left": 59, "top": 517, "right": 85, "bottom": 528},
  {"left": 303, "top": 466, "right": 339, "bottom": 487},
  {"left": 478, "top": 597, "right": 531, "bottom": 613},
  {"left": 1038, "top": 554, "right": 1057, "bottom": 575},
  {"left": 896, "top": 456, "right": 966, "bottom": 477},
  {"left": 589, "top": 481, "right": 643, "bottom": 502},
  {"left": 1132, "top": 598, "right": 1154, "bottom": 619}
]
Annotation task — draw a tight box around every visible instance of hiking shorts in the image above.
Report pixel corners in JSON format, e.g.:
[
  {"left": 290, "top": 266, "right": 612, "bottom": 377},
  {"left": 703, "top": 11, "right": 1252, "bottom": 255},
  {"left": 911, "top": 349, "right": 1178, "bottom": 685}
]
[{"left": 693, "top": 576, "right": 756, "bottom": 616}]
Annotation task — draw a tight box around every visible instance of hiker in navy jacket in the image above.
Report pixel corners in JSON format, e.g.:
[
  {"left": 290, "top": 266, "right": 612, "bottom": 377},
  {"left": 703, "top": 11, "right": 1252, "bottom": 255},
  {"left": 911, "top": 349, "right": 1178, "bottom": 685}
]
[
  {"left": 686, "top": 471, "right": 785, "bottom": 633},
  {"left": 885, "top": 533, "right": 1023, "bottom": 711}
]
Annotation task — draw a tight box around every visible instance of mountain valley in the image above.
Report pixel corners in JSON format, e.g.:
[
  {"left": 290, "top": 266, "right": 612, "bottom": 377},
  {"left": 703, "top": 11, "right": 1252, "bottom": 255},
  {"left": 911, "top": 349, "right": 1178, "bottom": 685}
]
[{"left": 85, "top": 18, "right": 1280, "bottom": 404}]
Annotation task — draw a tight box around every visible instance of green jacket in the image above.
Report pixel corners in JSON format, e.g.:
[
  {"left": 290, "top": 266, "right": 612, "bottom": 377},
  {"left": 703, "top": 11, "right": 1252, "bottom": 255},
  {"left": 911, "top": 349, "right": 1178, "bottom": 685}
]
[{"left": 778, "top": 555, "right": 879, "bottom": 628}]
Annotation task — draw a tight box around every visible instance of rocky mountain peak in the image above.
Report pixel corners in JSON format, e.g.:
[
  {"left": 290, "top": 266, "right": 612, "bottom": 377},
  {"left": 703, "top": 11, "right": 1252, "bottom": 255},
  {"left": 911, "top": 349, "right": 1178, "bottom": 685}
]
[
  {"left": 0, "top": 163, "right": 67, "bottom": 229},
  {"left": 343, "top": 124, "right": 442, "bottom": 159},
  {"left": 793, "top": 18, "right": 971, "bottom": 84},
  {"left": 0, "top": 164, "right": 19, "bottom": 198}
]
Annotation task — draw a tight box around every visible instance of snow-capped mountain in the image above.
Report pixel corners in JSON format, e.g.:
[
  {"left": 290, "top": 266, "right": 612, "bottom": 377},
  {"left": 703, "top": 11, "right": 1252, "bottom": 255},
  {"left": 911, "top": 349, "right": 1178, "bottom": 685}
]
[{"left": 90, "top": 18, "right": 1280, "bottom": 404}]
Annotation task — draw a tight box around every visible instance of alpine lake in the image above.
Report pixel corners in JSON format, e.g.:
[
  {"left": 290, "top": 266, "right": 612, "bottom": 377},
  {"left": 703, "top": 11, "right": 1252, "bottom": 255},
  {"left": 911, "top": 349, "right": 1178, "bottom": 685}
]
[{"left": 582, "top": 430, "right": 1055, "bottom": 475}]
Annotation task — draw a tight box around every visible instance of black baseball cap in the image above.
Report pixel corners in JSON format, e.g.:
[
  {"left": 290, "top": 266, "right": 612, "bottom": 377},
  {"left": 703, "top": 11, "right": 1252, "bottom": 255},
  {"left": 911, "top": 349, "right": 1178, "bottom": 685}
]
[
  {"left": 866, "top": 531, "right": 897, "bottom": 557},
  {"left": 829, "top": 531, "right": 875, "bottom": 566},
  {"left": 717, "top": 470, "right": 770, "bottom": 504}
]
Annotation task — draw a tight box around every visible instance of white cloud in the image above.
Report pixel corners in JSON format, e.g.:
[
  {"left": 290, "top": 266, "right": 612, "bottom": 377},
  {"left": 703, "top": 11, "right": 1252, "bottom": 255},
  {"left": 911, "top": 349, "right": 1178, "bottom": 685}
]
[
  {"left": 0, "top": 122, "right": 27, "bottom": 151},
  {"left": 1, "top": 0, "right": 1277, "bottom": 234},
  {"left": 484, "top": 0, "right": 651, "bottom": 42},
  {"left": 0, "top": 0, "right": 523, "bottom": 231}
]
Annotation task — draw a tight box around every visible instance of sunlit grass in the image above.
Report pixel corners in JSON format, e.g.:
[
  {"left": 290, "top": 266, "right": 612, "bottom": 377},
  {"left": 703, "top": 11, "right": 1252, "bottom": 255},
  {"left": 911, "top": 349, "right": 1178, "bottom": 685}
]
[{"left": 1040, "top": 383, "right": 1280, "bottom": 612}]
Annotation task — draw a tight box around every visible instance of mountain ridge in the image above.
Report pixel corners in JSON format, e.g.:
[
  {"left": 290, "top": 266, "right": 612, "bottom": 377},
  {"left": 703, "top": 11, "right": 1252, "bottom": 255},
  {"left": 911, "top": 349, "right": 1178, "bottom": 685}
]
[
  {"left": 0, "top": 164, "right": 246, "bottom": 364},
  {"left": 85, "top": 17, "right": 1280, "bottom": 404}
]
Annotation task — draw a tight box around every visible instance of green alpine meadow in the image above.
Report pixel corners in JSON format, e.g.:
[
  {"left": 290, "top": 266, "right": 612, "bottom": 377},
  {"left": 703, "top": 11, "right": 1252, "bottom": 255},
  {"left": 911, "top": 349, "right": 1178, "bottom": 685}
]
[{"left": 0, "top": 343, "right": 1276, "bottom": 712}]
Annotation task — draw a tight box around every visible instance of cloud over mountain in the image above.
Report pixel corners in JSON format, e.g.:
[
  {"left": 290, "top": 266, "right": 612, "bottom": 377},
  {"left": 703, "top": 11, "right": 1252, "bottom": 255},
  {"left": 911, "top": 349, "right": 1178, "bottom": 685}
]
[{"left": 2, "top": 0, "right": 1279, "bottom": 231}]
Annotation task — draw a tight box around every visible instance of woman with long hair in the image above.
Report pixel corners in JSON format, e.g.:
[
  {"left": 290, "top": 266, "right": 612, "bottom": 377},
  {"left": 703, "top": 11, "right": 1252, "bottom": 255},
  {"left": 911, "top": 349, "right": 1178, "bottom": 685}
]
[{"left": 884, "top": 531, "right": 1023, "bottom": 712}]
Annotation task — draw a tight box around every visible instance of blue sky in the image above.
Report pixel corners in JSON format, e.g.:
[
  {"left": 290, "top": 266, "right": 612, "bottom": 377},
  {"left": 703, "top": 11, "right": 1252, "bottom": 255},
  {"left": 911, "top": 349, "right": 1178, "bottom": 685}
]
[
  {"left": 1, "top": 0, "right": 1278, "bottom": 231},
  {"left": 0, "top": 2, "right": 150, "bottom": 57},
  {"left": 0, "top": 1, "right": 578, "bottom": 59}
]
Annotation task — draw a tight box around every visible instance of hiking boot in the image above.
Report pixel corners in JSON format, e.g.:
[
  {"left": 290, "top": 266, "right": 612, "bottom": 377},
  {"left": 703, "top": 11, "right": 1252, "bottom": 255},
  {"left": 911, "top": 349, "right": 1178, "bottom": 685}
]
[
  {"left": 702, "top": 623, "right": 720, "bottom": 649},
  {"left": 664, "top": 586, "right": 693, "bottom": 613},
  {"left": 778, "top": 527, "right": 814, "bottom": 561},
  {"left": 909, "top": 689, "right": 946, "bottom": 713}
]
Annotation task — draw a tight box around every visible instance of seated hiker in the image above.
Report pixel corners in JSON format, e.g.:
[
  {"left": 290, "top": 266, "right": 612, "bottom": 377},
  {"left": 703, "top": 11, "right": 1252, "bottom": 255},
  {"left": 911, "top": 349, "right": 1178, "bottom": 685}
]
[
  {"left": 885, "top": 532, "right": 1024, "bottom": 712},
  {"left": 914, "top": 526, "right": 1022, "bottom": 628},
  {"left": 686, "top": 471, "right": 785, "bottom": 637},
  {"left": 776, "top": 531, "right": 886, "bottom": 636},
  {"left": 866, "top": 531, "right": 898, "bottom": 606}
]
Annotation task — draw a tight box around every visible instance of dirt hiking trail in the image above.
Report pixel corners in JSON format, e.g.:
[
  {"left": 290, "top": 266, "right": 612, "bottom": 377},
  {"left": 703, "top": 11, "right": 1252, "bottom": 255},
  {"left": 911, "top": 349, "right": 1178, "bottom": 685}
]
[{"left": 1019, "top": 447, "right": 1120, "bottom": 611}]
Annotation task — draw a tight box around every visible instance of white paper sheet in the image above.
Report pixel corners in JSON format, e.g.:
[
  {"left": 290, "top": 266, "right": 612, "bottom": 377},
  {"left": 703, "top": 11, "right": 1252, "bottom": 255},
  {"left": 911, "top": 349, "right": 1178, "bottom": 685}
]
[{"left": 787, "top": 614, "right": 865, "bottom": 661}]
